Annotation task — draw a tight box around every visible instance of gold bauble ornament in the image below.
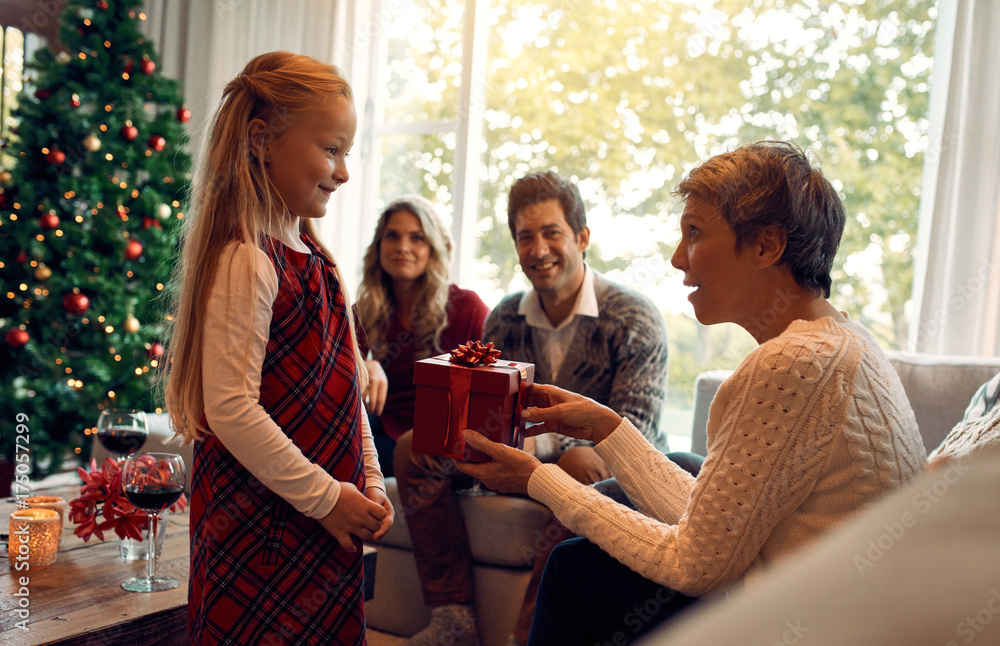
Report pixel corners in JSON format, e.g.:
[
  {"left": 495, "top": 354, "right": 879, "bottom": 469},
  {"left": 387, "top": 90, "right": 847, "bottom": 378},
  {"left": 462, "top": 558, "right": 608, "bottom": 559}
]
[
  {"left": 124, "top": 315, "right": 140, "bottom": 334},
  {"left": 34, "top": 265, "right": 52, "bottom": 281},
  {"left": 83, "top": 134, "right": 102, "bottom": 152},
  {"left": 0, "top": 169, "right": 11, "bottom": 184}
]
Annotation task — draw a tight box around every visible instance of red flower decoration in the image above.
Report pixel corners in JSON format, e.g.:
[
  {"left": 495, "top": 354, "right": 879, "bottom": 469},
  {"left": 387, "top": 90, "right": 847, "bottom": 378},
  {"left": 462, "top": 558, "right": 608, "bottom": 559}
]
[
  {"left": 69, "top": 458, "right": 187, "bottom": 543},
  {"left": 449, "top": 340, "right": 501, "bottom": 366}
]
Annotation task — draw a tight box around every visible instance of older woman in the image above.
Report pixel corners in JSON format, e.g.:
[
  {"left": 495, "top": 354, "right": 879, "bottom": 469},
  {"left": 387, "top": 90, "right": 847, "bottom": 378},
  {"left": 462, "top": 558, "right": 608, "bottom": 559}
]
[
  {"left": 355, "top": 195, "right": 489, "bottom": 475},
  {"left": 459, "top": 142, "right": 927, "bottom": 645}
]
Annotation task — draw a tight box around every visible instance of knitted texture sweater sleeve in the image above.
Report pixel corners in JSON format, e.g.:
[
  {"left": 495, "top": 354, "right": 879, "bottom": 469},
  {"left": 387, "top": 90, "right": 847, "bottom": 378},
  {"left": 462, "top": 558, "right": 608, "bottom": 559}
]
[{"left": 527, "top": 318, "right": 925, "bottom": 596}]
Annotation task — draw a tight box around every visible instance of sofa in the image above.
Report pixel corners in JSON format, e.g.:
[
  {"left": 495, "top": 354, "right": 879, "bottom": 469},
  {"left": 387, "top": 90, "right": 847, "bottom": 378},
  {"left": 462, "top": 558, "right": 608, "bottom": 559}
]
[{"left": 690, "top": 351, "right": 1000, "bottom": 457}]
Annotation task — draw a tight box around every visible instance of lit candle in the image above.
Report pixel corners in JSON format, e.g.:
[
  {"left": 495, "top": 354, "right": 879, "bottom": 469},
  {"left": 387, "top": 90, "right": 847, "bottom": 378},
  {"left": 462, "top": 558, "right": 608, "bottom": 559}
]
[
  {"left": 24, "top": 496, "right": 66, "bottom": 547},
  {"left": 8, "top": 509, "right": 60, "bottom": 568}
]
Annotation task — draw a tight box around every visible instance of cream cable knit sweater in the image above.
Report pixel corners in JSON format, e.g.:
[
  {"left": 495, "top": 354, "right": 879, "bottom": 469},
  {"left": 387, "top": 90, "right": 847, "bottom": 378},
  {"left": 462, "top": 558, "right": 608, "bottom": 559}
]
[{"left": 527, "top": 317, "right": 927, "bottom": 597}]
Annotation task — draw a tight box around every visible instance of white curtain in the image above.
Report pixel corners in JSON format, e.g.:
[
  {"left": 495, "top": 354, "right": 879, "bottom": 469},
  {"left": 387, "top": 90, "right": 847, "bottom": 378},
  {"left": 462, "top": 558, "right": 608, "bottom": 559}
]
[
  {"left": 910, "top": 0, "right": 1000, "bottom": 356},
  {"left": 140, "top": 0, "right": 372, "bottom": 293}
]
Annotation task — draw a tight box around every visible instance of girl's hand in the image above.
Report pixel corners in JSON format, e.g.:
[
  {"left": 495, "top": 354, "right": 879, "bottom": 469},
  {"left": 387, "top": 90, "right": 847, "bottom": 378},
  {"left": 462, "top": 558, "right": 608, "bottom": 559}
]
[
  {"left": 363, "top": 360, "right": 388, "bottom": 416},
  {"left": 318, "top": 482, "right": 387, "bottom": 552},
  {"left": 522, "top": 383, "right": 623, "bottom": 445},
  {"left": 366, "top": 486, "right": 395, "bottom": 541},
  {"left": 454, "top": 431, "right": 542, "bottom": 495}
]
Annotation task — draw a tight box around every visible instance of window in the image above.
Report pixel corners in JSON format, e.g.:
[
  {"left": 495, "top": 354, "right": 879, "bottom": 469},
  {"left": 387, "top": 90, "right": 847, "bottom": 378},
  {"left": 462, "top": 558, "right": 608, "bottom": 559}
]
[{"left": 360, "top": 0, "right": 939, "bottom": 448}]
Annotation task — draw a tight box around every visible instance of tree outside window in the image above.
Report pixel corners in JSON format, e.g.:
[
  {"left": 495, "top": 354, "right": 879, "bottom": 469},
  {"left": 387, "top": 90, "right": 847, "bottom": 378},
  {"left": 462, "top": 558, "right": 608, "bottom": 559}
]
[{"left": 368, "top": 0, "right": 938, "bottom": 443}]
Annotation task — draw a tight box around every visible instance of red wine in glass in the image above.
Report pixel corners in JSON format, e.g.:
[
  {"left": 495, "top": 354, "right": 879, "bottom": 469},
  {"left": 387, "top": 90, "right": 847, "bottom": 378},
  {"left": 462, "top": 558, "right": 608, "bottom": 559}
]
[
  {"left": 96, "top": 410, "right": 148, "bottom": 459},
  {"left": 98, "top": 427, "right": 147, "bottom": 456},
  {"left": 124, "top": 483, "right": 184, "bottom": 512},
  {"left": 120, "top": 452, "right": 186, "bottom": 593}
]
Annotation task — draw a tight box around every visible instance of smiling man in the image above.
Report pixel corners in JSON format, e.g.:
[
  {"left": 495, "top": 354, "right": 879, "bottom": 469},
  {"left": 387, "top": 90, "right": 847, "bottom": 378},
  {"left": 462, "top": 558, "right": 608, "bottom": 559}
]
[{"left": 393, "top": 170, "right": 678, "bottom": 646}]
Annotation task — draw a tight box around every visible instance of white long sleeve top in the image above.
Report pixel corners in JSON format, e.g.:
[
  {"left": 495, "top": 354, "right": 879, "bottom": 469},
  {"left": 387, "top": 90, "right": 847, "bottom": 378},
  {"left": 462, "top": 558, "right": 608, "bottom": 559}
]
[
  {"left": 201, "top": 242, "right": 383, "bottom": 520},
  {"left": 527, "top": 317, "right": 926, "bottom": 596}
]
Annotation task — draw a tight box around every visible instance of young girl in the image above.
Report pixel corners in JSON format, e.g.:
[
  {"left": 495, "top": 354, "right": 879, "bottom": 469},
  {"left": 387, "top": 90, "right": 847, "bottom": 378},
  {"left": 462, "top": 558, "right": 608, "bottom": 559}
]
[
  {"left": 354, "top": 195, "right": 490, "bottom": 474},
  {"left": 163, "top": 52, "right": 392, "bottom": 645}
]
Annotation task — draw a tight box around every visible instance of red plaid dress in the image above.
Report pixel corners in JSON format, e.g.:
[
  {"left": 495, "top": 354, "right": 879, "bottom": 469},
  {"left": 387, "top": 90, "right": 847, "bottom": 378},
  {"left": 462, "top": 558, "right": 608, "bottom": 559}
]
[{"left": 188, "top": 236, "right": 367, "bottom": 645}]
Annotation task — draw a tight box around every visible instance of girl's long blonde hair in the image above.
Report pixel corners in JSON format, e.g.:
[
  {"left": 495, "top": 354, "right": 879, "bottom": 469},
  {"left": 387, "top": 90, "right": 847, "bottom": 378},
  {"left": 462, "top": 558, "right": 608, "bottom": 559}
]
[
  {"left": 163, "top": 51, "right": 368, "bottom": 443},
  {"left": 355, "top": 196, "right": 453, "bottom": 361}
]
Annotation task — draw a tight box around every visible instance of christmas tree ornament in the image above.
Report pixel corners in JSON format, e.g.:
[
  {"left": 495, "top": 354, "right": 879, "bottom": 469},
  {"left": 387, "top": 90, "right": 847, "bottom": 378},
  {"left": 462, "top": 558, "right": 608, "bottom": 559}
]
[
  {"left": 0, "top": 169, "right": 11, "bottom": 183},
  {"left": 140, "top": 58, "right": 156, "bottom": 75},
  {"left": 147, "top": 135, "right": 166, "bottom": 152},
  {"left": 40, "top": 211, "right": 60, "bottom": 230},
  {"left": 34, "top": 88, "right": 51, "bottom": 100},
  {"left": 47, "top": 149, "right": 66, "bottom": 164},
  {"left": 5, "top": 327, "right": 29, "bottom": 348},
  {"left": 177, "top": 107, "right": 191, "bottom": 123},
  {"left": 35, "top": 265, "right": 53, "bottom": 281},
  {"left": 120, "top": 122, "right": 138, "bottom": 141},
  {"left": 123, "top": 57, "right": 133, "bottom": 74},
  {"left": 142, "top": 217, "right": 162, "bottom": 230},
  {"left": 63, "top": 290, "right": 91, "bottom": 316},
  {"left": 83, "top": 134, "right": 102, "bottom": 152},
  {"left": 97, "top": 1, "right": 108, "bottom": 9},
  {"left": 146, "top": 342, "right": 165, "bottom": 360},
  {"left": 116, "top": 205, "right": 128, "bottom": 219},
  {"left": 70, "top": 93, "right": 82, "bottom": 108},
  {"left": 124, "top": 239, "right": 144, "bottom": 260},
  {"left": 56, "top": 51, "right": 71, "bottom": 63},
  {"left": 124, "top": 316, "right": 140, "bottom": 334},
  {"left": 16, "top": 251, "right": 27, "bottom": 263},
  {"left": 157, "top": 203, "right": 172, "bottom": 219}
]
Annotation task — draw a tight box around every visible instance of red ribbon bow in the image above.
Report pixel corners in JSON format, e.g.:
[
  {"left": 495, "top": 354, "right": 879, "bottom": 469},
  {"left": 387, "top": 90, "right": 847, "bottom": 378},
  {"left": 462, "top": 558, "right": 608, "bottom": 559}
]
[{"left": 449, "top": 340, "right": 501, "bottom": 366}]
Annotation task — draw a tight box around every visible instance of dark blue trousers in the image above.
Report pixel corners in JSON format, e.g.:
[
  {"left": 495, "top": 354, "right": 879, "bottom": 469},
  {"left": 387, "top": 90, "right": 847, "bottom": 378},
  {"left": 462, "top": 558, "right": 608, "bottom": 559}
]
[
  {"left": 527, "top": 537, "right": 698, "bottom": 646},
  {"left": 527, "top": 452, "right": 703, "bottom": 646}
]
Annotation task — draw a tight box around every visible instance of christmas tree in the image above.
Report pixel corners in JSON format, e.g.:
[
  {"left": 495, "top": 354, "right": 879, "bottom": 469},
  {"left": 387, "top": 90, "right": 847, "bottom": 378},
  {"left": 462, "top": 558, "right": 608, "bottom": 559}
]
[{"left": 0, "top": 0, "right": 190, "bottom": 477}]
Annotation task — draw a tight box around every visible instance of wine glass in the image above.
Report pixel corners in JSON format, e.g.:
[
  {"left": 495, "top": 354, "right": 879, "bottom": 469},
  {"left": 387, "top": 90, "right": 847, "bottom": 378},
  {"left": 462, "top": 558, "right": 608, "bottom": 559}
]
[
  {"left": 96, "top": 409, "right": 148, "bottom": 459},
  {"left": 120, "top": 452, "right": 186, "bottom": 593}
]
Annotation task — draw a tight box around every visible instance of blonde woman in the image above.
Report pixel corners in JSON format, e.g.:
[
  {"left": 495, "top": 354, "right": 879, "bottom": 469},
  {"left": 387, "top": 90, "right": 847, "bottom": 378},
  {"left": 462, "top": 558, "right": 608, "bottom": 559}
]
[
  {"left": 163, "top": 52, "right": 392, "bottom": 644},
  {"left": 355, "top": 196, "right": 490, "bottom": 474}
]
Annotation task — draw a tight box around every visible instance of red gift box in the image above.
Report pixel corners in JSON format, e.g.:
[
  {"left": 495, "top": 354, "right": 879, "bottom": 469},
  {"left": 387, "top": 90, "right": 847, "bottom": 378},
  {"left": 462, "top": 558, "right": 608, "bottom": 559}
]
[{"left": 412, "top": 354, "right": 535, "bottom": 462}]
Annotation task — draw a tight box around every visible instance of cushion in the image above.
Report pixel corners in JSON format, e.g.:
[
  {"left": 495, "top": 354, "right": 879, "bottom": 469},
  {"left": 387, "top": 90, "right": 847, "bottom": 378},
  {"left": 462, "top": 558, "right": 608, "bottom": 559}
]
[{"left": 377, "top": 477, "right": 553, "bottom": 568}]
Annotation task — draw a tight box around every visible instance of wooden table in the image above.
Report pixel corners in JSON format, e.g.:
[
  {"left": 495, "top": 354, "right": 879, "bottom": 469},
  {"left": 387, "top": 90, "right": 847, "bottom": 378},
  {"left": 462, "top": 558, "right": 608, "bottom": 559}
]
[
  {"left": 1, "top": 485, "right": 377, "bottom": 645},
  {"left": 0, "top": 486, "right": 189, "bottom": 645}
]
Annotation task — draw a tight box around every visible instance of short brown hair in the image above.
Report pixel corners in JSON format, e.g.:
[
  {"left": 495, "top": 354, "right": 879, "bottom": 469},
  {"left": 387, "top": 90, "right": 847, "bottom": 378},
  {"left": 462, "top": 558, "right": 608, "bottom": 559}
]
[
  {"left": 674, "top": 141, "right": 845, "bottom": 298},
  {"left": 506, "top": 170, "right": 587, "bottom": 239}
]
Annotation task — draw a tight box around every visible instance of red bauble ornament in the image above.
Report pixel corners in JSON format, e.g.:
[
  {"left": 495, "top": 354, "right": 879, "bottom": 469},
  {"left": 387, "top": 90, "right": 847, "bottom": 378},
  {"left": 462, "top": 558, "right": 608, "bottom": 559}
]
[
  {"left": 147, "top": 342, "right": 165, "bottom": 360},
  {"left": 140, "top": 58, "right": 156, "bottom": 75},
  {"left": 40, "top": 211, "right": 60, "bottom": 230},
  {"left": 70, "top": 93, "right": 81, "bottom": 108},
  {"left": 5, "top": 328, "right": 29, "bottom": 348},
  {"left": 147, "top": 135, "right": 166, "bottom": 152},
  {"left": 120, "top": 124, "right": 138, "bottom": 141},
  {"left": 47, "top": 149, "right": 66, "bottom": 164},
  {"left": 177, "top": 107, "right": 191, "bottom": 123},
  {"left": 124, "top": 239, "right": 144, "bottom": 261},
  {"left": 97, "top": 0, "right": 109, "bottom": 9},
  {"left": 123, "top": 58, "right": 134, "bottom": 74},
  {"left": 34, "top": 89, "right": 51, "bottom": 100},
  {"left": 16, "top": 251, "right": 27, "bottom": 263},
  {"left": 63, "top": 291, "right": 90, "bottom": 316}
]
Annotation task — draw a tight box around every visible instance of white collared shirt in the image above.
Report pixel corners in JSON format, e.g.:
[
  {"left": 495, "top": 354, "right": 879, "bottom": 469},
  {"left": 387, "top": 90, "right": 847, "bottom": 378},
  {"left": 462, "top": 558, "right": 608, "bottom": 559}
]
[{"left": 518, "top": 265, "right": 599, "bottom": 382}]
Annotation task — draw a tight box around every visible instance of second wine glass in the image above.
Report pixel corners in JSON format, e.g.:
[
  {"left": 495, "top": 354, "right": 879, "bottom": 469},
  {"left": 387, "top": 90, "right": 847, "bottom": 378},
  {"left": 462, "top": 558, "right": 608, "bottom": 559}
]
[
  {"left": 96, "top": 409, "right": 148, "bottom": 459},
  {"left": 120, "top": 452, "right": 186, "bottom": 593}
]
